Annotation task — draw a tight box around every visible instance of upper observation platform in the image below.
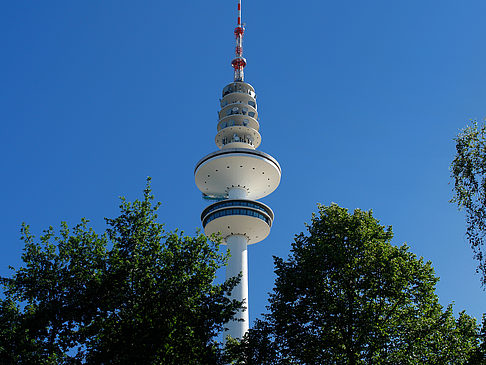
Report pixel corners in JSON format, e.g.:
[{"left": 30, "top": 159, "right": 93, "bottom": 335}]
[{"left": 194, "top": 148, "right": 281, "bottom": 200}]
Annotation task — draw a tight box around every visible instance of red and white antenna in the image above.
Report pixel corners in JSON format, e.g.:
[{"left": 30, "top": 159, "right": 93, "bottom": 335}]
[{"left": 231, "top": 0, "right": 246, "bottom": 82}]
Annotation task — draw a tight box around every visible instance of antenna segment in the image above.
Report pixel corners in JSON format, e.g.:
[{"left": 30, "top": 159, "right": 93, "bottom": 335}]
[{"left": 232, "top": 0, "right": 246, "bottom": 82}]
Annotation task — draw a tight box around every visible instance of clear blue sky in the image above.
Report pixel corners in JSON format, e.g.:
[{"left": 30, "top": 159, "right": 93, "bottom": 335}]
[{"left": 1, "top": 0, "right": 485, "bottom": 324}]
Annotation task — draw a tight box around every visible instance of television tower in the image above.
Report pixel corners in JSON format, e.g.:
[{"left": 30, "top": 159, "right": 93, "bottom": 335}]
[{"left": 194, "top": 0, "right": 281, "bottom": 340}]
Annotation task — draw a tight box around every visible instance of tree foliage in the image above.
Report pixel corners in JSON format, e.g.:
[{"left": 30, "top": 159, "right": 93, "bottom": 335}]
[
  {"left": 467, "top": 315, "right": 486, "bottom": 364},
  {"left": 232, "top": 204, "right": 480, "bottom": 364},
  {"left": 451, "top": 121, "right": 486, "bottom": 285},
  {"left": 0, "top": 179, "right": 240, "bottom": 364}
]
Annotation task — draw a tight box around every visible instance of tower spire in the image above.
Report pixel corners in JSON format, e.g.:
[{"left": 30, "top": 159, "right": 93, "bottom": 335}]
[{"left": 232, "top": 0, "right": 246, "bottom": 82}]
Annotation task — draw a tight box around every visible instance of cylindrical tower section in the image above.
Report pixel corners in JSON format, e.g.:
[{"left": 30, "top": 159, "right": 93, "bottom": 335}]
[
  {"left": 217, "top": 81, "right": 259, "bottom": 150},
  {"left": 224, "top": 234, "right": 249, "bottom": 340}
]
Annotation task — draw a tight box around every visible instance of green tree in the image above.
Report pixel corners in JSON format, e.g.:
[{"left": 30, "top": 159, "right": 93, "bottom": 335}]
[
  {"left": 232, "top": 204, "right": 480, "bottom": 364},
  {"left": 0, "top": 179, "right": 241, "bottom": 364},
  {"left": 451, "top": 121, "right": 486, "bottom": 286},
  {"left": 467, "top": 315, "right": 486, "bottom": 364}
]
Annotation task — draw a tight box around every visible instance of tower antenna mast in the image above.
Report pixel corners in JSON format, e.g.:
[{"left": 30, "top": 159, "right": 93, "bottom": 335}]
[{"left": 232, "top": 0, "right": 246, "bottom": 82}]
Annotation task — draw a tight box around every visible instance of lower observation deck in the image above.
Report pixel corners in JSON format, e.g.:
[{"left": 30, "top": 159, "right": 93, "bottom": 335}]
[
  {"left": 201, "top": 199, "right": 274, "bottom": 244},
  {"left": 194, "top": 148, "right": 281, "bottom": 200}
]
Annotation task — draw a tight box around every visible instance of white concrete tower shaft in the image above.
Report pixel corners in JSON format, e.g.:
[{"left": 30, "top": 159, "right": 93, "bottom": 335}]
[
  {"left": 195, "top": 0, "right": 281, "bottom": 341},
  {"left": 225, "top": 234, "right": 249, "bottom": 339},
  {"left": 225, "top": 186, "right": 249, "bottom": 340}
]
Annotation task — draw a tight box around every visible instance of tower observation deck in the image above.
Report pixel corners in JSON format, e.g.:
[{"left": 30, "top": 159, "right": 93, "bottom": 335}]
[{"left": 194, "top": 0, "right": 281, "bottom": 341}]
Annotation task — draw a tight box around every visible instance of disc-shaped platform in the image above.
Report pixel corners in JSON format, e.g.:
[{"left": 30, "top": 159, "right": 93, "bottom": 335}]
[
  {"left": 201, "top": 200, "right": 273, "bottom": 245},
  {"left": 195, "top": 148, "right": 281, "bottom": 200},
  {"left": 217, "top": 115, "right": 259, "bottom": 132},
  {"left": 219, "top": 103, "right": 258, "bottom": 121},
  {"left": 215, "top": 126, "right": 261, "bottom": 149},
  {"left": 222, "top": 81, "right": 256, "bottom": 99},
  {"left": 221, "top": 92, "right": 257, "bottom": 110},
  {"left": 202, "top": 203, "right": 272, "bottom": 244}
]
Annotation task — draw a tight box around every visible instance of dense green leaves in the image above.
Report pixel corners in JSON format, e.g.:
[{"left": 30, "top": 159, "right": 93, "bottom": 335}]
[
  {"left": 1, "top": 183, "right": 482, "bottom": 364},
  {"left": 0, "top": 179, "right": 240, "bottom": 364},
  {"left": 451, "top": 121, "right": 486, "bottom": 285},
  {"left": 234, "top": 204, "right": 480, "bottom": 364}
]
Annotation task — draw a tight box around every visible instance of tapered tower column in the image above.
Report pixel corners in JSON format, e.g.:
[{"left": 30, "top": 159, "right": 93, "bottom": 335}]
[
  {"left": 225, "top": 234, "right": 249, "bottom": 339},
  {"left": 226, "top": 186, "right": 250, "bottom": 340},
  {"left": 194, "top": 0, "right": 281, "bottom": 341}
]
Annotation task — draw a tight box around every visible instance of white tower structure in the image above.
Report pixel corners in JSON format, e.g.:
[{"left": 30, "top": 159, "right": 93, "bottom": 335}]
[{"left": 194, "top": 0, "right": 281, "bottom": 340}]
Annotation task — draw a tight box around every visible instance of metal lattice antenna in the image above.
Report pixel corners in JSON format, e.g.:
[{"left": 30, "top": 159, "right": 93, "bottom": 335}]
[{"left": 231, "top": 0, "right": 246, "bottom": 82}]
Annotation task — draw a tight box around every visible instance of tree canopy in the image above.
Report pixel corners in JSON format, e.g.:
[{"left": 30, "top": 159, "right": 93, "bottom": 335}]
[
  {"left": 451, "top": 121, "right": 486, "bottom": 286},
  {"left": 1, "top": 185, "right": 482, "bottom": 364},
  {"left": 231, "top": 204, "right": 480, "bottom": 364},
  {"left": 0, "top": 179, "right": 241, "bottom": 364}
]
